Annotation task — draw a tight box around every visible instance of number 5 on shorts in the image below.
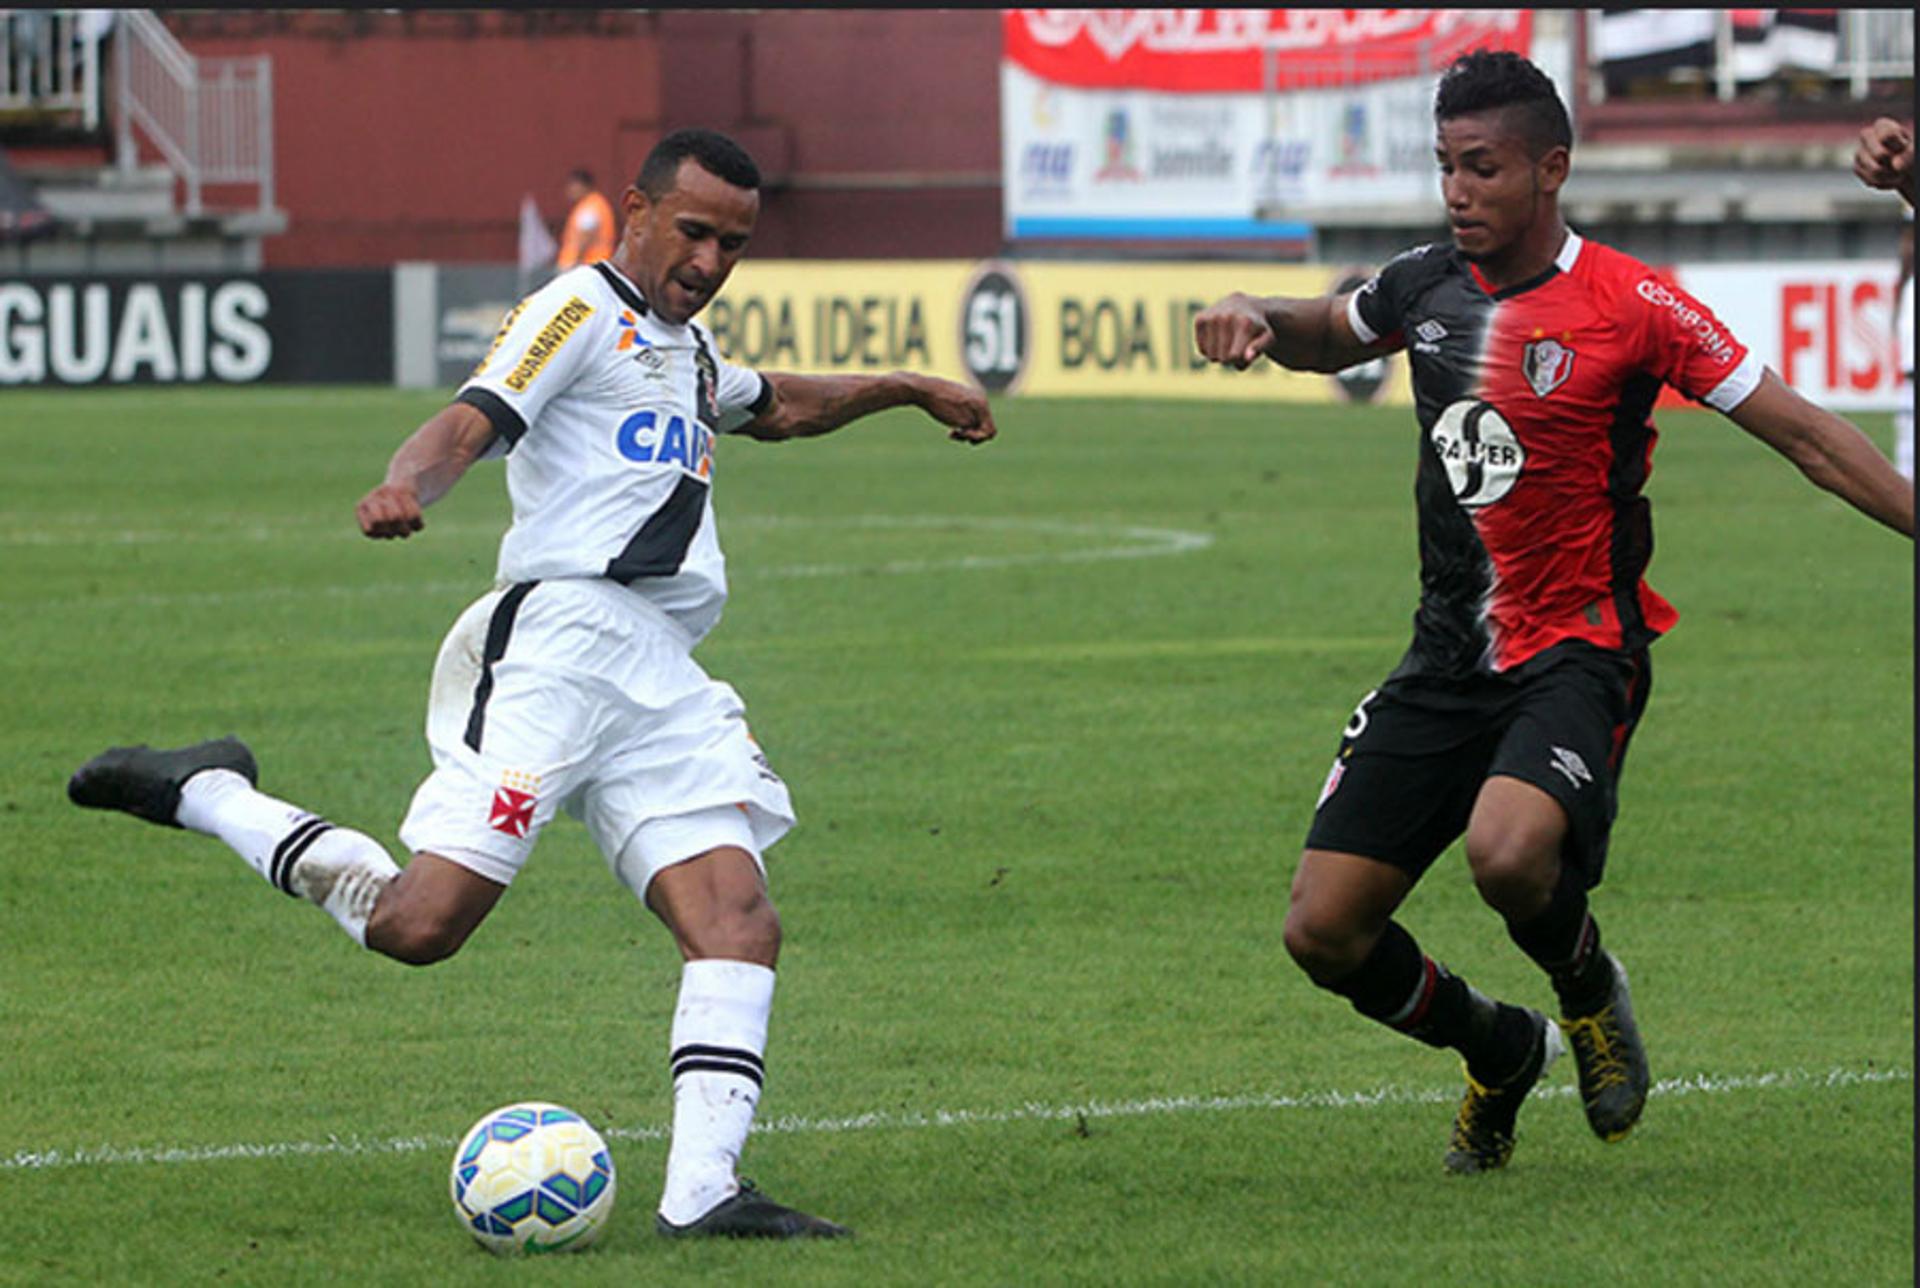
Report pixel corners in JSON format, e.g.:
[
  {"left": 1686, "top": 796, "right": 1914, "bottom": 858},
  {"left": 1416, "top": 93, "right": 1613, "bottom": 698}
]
[{"left": 1343, "top": 689, "right": 1379, "bottom": 743}]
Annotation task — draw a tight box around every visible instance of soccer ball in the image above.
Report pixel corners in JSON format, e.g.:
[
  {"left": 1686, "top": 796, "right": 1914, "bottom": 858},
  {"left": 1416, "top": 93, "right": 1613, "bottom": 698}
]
[{"left": 449, "top": 1101, "right": 617, "bottom": 1254}]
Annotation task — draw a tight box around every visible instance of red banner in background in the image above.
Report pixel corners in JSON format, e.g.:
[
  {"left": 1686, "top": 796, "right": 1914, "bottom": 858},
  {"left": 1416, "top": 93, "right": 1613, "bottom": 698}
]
[{"left": 1003, "top": 9, "right": 1533, "bottom": 93}]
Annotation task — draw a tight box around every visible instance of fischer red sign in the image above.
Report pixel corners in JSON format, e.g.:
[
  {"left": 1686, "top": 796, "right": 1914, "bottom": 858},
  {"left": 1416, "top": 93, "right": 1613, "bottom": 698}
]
[
  {"left": 1002, "top": 9, "right": 1533, "bottom": 92},
  {"left": 1655, "top": 262, "right": 1905, "bottom": 412},
  {"left": 1780, "top": 277, "right": 1902, "bottom": 395}
]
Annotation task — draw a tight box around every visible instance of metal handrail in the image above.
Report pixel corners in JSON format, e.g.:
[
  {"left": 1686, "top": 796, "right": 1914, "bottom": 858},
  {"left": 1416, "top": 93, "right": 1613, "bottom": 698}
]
[
  {"left": 114, "top": 9, "right": 274, "bottom": 217},
  {"left": 0, "top": 11, "right": 103, "bottom": 130},
  {"left": 1587, "top": 8, "right": 1913, "bottom": 106}
]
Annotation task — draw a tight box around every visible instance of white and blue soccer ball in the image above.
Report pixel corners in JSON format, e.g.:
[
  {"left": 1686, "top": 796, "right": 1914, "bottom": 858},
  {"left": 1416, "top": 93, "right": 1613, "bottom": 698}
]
[{"left": 449, "top": 1101, "right": 616, "bottom": 1254}]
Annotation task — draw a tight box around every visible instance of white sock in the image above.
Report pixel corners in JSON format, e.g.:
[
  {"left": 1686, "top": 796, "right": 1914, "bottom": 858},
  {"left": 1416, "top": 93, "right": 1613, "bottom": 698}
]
[
  {"left": 287, "top": 828, "right": 401, "bottom": 947},
  {"left": 658, "top": 959, "right": 775, "bottom": 1226},
  {"left": 174, "top": 768, "right": 399, "bottom": 945},
  {"left": 176, "top": 768, "right": 325, "bottom": 892}
]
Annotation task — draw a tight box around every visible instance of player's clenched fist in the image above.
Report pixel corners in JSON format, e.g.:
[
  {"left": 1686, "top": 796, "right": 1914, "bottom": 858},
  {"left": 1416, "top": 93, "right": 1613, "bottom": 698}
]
[
  {"left": 1194, "top": 292, "right": 1277, "bottom": 370},
  {"left": 356, "top": 483, "right": 426, "bottom": 539},
  {"left": 1853, "top": 117, "right": 1914, "bottom": 204},
  {"left": 914, "top": 375, "right": 998, "bottom": 444}
]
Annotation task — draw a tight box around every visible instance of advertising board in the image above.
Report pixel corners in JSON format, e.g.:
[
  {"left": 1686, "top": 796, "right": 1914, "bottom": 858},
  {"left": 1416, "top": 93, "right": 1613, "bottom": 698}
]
[{"left": 0, "top": 272, "right": 393, "bottom": 386}]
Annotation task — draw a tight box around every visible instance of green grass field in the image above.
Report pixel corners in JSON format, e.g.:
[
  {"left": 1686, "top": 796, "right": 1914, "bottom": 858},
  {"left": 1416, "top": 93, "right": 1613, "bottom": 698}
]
[{"left": 0, "top": 387, "right": 1910, "bottom": 1285}]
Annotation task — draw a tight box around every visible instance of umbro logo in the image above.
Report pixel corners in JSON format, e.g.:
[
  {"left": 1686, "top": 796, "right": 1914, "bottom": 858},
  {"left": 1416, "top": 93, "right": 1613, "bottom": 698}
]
[
  {"left": 1549, "top": 746, "right": 1593, "bottom": 789},
  {"left": 1414, "top": 319, "right": 1447, "bottom": 343}
]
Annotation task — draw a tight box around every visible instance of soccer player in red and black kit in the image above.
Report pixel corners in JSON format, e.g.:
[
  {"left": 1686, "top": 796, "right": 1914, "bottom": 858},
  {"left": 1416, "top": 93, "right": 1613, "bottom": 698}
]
[{"left": 1195, "top": 51, "right": 1915, "bottom": 1173}]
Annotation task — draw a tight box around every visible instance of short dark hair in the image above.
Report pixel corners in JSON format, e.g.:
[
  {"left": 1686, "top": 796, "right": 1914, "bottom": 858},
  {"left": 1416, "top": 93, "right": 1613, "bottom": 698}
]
[
  {"left": 636, "top": 129, "right": 761, "bottom": 199},
  {"left": 568, "top": 167, "right": 594, "bottom": 187},
  {"left": 1433, "top": 49, "right": 1571, "bottom": 158}
]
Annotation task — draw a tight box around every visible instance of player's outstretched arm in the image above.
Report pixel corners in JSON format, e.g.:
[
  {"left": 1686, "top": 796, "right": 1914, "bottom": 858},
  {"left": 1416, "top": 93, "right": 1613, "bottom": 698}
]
[
  {"left": 1726, "top": 368, "right": 1915, "bottom": 537},
  {"left": 1193, "top": 290, "right": 1380, "bottom": 373},
  {"left": 355, "top": 402, "right": 500, "bottom": 539},
  {"left": 740, "top": 371, "right": 996, "bottom": 445}
]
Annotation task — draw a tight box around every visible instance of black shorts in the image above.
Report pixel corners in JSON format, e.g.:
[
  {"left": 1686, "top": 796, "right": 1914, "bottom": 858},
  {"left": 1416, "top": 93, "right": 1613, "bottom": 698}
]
[{"left": 1303, "top": 642, "right": 1652, "bottom": 889}]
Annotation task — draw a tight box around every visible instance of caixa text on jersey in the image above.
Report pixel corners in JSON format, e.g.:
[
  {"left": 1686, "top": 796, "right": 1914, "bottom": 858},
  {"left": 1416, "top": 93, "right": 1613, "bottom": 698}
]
[{"left": 614, "top": 410, "right": 714, "bottom": 477}]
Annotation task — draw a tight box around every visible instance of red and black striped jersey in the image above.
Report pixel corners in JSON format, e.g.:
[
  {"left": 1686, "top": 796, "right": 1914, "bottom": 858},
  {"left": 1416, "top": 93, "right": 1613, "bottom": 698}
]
[{"left": 1348, "top": 231, "right": 1761, "bottom": 678}]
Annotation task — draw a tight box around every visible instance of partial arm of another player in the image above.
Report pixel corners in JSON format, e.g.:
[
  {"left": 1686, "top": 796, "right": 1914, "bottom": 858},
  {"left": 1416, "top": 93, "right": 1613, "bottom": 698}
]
[
  {"left": 1852, "top": 117, "right": 1915, "bottom": 208},
  {"left": 739, "top": 371, "right": 996, "bottom": 445},
  {"left": 1193, "top": 290, "right": 1384, "bottom": 373},
  {"left": 1725, "top": 369, "right": 1915, "bottom": 537},
  {"left": 355, "top": 402, "right": 501, "bottom": 539}
]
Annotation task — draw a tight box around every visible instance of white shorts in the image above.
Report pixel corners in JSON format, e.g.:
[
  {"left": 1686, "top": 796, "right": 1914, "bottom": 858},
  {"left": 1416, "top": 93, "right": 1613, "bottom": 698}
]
[{"left": 397, "top": 578, "right": 796, "bottom": 895}]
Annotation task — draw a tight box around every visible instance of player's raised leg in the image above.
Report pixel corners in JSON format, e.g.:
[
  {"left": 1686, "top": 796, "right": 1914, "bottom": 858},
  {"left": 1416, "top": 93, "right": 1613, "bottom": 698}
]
[
  {"left": 624, "top": 818, "right": 849, "bottom": 1240},
  {"left": 69, "top": 737, "right": 404, "bottom": 945},
  {"left": 1467, "top": 774, "right": 1648, "bottom": 1142},
  {"left": 1284, "top": 849, "right": 1562, "bottom": 1173},
  {"left": 363, "top": 852, "right": 505, "bottom": 964}
]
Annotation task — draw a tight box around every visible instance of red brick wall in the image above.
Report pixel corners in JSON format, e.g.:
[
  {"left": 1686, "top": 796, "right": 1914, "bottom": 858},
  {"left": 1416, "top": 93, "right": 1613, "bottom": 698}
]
[
  {"left": 727, "top": 9, "right": 1003, "bottom": 258},
  {"left": 166, "top": 10, "right": 1003, "bottom": 267}
]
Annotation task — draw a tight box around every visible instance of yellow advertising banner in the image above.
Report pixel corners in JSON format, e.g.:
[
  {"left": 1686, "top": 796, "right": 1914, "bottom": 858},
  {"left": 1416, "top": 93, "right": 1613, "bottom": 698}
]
[
  {"left": 707, "top": 260, "right": 1409, "bottom": 406},
  {"left": 705, "top": 261, "right": 970, "bottom": 380}
]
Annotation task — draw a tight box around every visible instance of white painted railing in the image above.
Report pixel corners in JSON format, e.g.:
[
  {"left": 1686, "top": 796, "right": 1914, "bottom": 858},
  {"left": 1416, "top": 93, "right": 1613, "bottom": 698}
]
[
  {"left": 1838, "top": 9, "right": 1916, "bottom": 98},
  {"left": 0, "top": 10, "right": 106, "bottom": 130},
  {"left": 115, "top": 9, "right": 274, "bottom": 216},
  {"left": 1587, "top": 9, "right": 1914, "bottom": 105}
]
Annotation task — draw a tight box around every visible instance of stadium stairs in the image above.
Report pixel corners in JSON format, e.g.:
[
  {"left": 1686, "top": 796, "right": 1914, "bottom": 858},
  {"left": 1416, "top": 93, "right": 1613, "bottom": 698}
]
[{"left": 2, "top": 131, "right": 283, "bottom": 275}]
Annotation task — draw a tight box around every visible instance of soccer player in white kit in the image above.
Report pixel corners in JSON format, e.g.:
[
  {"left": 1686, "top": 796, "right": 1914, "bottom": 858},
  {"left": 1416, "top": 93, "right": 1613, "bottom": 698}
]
[{"left": 69, "top": 129, "right": 996, "bottom": 1240}]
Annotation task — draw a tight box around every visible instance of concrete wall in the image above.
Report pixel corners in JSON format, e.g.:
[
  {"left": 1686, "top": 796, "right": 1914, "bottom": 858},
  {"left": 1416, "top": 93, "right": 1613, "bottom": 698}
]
[
  {"left": 139, "top": 12, "right": 1906, "bottom": 272},
  {"left": 0, "top": 231, "right": 261, "bottom": 275}
]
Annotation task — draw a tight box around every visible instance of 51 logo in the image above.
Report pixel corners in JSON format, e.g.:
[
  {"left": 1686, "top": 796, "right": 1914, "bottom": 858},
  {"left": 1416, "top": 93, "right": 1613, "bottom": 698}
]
[{"left": 959, "top": 262, "right": 1028, "bottom": 396}]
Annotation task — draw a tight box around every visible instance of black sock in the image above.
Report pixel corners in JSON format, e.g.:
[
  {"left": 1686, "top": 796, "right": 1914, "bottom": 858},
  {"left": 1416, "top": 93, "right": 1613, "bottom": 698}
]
[
  {"left": 1506, "top": 871, "right": 1612, "bottom": 1016},
  {"left": 1330, "top": 921, "right": 1537, "bottom": 1085}
]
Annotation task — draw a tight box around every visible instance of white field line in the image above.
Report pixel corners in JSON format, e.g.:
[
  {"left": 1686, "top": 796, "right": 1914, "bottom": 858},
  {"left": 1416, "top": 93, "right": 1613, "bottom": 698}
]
[
  {"left": 47, "top": 578, "right": 496, "bottom": 611},
  {"left": 3, "top": 1065, "right": 1905, "bottom": 1174},
  {"left": 23, "top": 517, "right": 1214, "bottom": 610},
  {"left": 756, "top": 520, "right": 1212, "bottom": 580}
]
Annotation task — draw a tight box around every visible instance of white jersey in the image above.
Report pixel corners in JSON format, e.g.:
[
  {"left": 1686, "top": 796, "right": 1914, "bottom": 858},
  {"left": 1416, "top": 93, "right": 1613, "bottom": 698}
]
[{"left": 455, "top": 262, "right": 770, "bottom": 642}]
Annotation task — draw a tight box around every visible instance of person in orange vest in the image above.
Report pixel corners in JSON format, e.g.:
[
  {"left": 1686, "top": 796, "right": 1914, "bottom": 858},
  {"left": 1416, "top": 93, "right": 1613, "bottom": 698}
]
[{"left": 555, "top": 168, "right": 617, "bottom": 270}]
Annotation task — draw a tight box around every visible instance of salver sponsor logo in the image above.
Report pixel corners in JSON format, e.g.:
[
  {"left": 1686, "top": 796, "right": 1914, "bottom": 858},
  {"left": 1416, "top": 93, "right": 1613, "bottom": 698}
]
[{"left": 1430, "top": 399, "right": 1524, "bottom": 508}]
